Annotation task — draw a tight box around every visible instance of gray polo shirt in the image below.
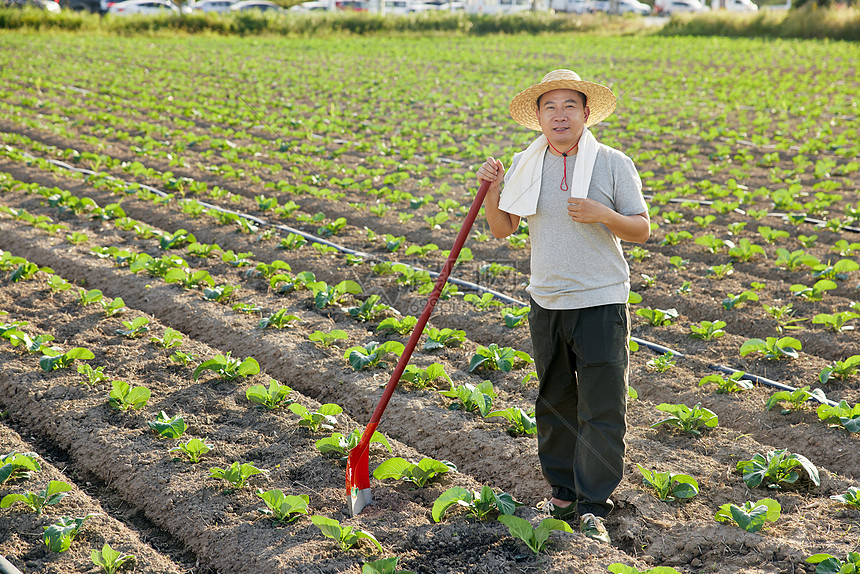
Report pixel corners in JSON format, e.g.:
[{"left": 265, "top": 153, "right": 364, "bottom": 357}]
[{"left": 505, "top": 143, "right": 647, "bottom": 310}]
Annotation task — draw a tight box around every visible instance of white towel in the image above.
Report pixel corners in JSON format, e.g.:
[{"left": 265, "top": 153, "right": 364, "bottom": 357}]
[{"left": 498, "top": 128, "right": 598, "bottom": 217}]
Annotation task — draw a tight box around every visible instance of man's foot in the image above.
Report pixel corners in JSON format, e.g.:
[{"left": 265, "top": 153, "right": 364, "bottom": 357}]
[
  {"left": 542, "top": 498, "right": 578, "bottom": 520},
  {"left": 579, "top": 513, "right": 610, "bottom": 543}
]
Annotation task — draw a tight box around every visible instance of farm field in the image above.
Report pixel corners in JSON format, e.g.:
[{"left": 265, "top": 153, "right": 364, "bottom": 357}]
[{"left": 0, "top": 31, "right": 859, "bottom": 574}]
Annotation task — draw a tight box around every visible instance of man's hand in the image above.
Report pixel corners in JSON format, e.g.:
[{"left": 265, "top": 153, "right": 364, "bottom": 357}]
[
  {"left": 567, "top": 198, "right": 610, "bottom": 224},
  {"left": 478, "top": 156, "right": 519, "bottom": 239},
  {"left": 477, "top": 157, "right": 504, "bottom": 189},
  {"left": 568, "top": 198, "right": 651, "bottom": 243}
]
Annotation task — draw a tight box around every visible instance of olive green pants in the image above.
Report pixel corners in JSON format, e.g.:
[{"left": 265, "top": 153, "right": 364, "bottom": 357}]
[{"left": 528, "top": 299, "right": 629, "bottom": 518}]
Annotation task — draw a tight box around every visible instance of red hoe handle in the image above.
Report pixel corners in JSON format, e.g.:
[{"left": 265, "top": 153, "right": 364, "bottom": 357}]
[{"left": 346, "top": 180, "right": 492, "bottom": 516}]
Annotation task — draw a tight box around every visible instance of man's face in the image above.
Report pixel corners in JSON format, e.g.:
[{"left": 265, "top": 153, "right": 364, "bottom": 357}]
[{"left": 536, "top": 89, "right": 589, "bottom": 151}]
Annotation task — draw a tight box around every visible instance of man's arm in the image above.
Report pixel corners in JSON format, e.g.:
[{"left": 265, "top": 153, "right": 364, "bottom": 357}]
[
  {"left": 567, "top": 198, "right": 651, "bottom": 243},
  {"left": 477, "top": 157, "right": 521, "bottom": 239}
]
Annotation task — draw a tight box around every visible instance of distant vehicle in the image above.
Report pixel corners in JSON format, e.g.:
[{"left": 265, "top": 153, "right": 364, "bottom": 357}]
[
  {"left": 654, "top": 0, "right": 705, "bottom": 14},
  {"left": 230, "top": 0, "right": 283, "bottom": 10},
  {"left": 336, "top": 0, "right": 367, "bottom": 8},
  {"left": 108, "top": 0, "right": 180, "bottom": 14},
  {"left": 464, "top": 0, "right": 530, "bottom": 14},
  {"left": 711, "top": 0, "right": 757, "bottom": 10},
  {"left": 188, "top": 0, "right": 236, "bottom": 11},
  {"left": 382, "top": 0, "right": 430, "bottom": 12},
  {"left": 615, "top": 0, "right": 650, "bottom": 14},
  {"left": 288, "top": 0, "right": 333, "bottom": 9},
  {"left": 3, "top": 0, "right": 61, "bottom": 11},
  {"left": 423, "top": 0, "right": 464, "bottom": 9},
  {"left": 550, "top": 0, "right": 588, "bottom": 12}
]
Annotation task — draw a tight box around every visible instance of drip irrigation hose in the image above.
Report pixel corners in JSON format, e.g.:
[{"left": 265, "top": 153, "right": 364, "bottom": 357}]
[
  {"left": 0, "top": 555, "right": 23, "bottom": 574},
  {"left": 14, "top": 151, "right": 841, "bottom": 406}
]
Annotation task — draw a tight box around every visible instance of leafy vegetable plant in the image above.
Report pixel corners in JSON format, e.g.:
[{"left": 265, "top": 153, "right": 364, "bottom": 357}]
[
  {"left": 44, "top": 513, "right": 100, "bottom": 552},
  {"left": 77, "top": 363, "right": 109, "bottom": 386},
  {"left": 343, "top": 341, "right": 404, "bottom": 371},
  {"left": 91, "top": 543, "right": 135, "bottom": 574},
  {"left": 372, "top": 457, "right": 456, "bottom": 488},
  {"left": 812, "top": 311, "right": 859, "bottom": 333},
  {"left": 399, "top": 363, "right": 450, "bottom": 389},
  {"left": 740, "top": 337, "right": 802, "bottom": 360},
  {"left": 289, "top": 403, "right": 343, "bottom": 432},
  {"left": 310, "top": 515, "right": 383, "bottom": 552},
  {"left": 608, "top": 564, "right": 682, "bottom": 573},
  {"left": 1, "top": 480, "right": 72, "bottom": 514},
  {"left": 722, "top": 290, "right": 759, "bottom": 310},
  {"left": 816, "top": 400, "right": 860, "bottom": 433},
  {"left": 497, "top": 515, "right": 573, "bottom": 555},
  {"left": 376, "top": 316, "right": 418, "bottom": 336},
  {"left": 309, "top": 279, "right": 362, "bottom": 309},
  {"left": 259, "top": 309, "right": 301, "bottom": 329},
  {"left": 806, "top": 553, "right": 860, "bottom": 574},
  {"left": 150, "top": 327, "right": 183, "bottom": 349},
  {"left": 468, "top": 344, "right": 533, "bottom": 372},
  {"left": 819, "top": 355, "right": 860, "bottom": 384},
  {"left": 423, "top": 327, "right": 465, "bottom": 350},
  {"left": 193, "top": 352, "right": 260, "bottom": 382},
  {"left": 315, "top": 429, "right": 391, "bottom": 458},
  {"left": 439, "top": 381, "right": 496, "bottom": 416},
  {"left": 246, "top": 379, "right": 293, "bottom": 410},
  {"left": 766, "top": 386, "right": 827, "bottom": 413},
  {"left": 169, "top": 438, "right": 212, "bottom": 463},
  {"left": 689, "top": 320, "right": 726, "bottom": 340},
  {"left": 736, "top": 449, "right": 820, "bottom": 490},
  {"left": 361, "top": 557, "right": 415, "bottom": 574},
  {"left": 308, "top": 329, "right": 348, "bottom": 348},
  {"left": 209, "top": 462, "right": 266, "bottom": 490},
  {"left": 147, "top": 411, "right": 187, "bottom": 439},
  {"left": 830, "top": 487, "right": 860, "bottom": 510},
  {"left": 432, "top": 485, "right": 520, "bottom": 522},
  {"left": 699, "top": 372, "right": 753, "bottom": 394},
  {"left": 487, "top": 407, "right": 537, "bottom": 436},
  {"left": 39, "top": 347, "right": 95, "bottom": 371},
  {"left": 115, "top": 317, "right": 150, "bottom": 338},
  {"left": 635, "top": 307, "right": 679, "bottom": 327},
  {"left": 636, "top": 464, "right": 699, "bottom": 502},
  {"left": 256, "top": 490, "right": 310, "bottom": 522},
  {"left": 652, "top": 403, "right": 719, "bottom": 436},
  {"left": 346, "top": 294, "right": 391, "bottom": 322},
  {"left": 714, "top": 498, "right": 780, "bottom": 533},
  {"left": 108, "top": 381, "right": 150, "bottom": 411}
]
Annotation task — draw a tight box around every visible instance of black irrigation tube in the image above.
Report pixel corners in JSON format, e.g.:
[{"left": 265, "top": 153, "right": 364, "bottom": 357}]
[{"left": 12, "top": 151, "right": 839, "bottom": 407}]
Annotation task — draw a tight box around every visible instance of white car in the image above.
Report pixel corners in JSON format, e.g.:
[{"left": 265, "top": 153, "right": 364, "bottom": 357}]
[
  {"left": 422, "top": 0, "right": 464, "bottom": 9},
  {"left": 188, "top": 0, "right": 235, "bottom": 11},
  {"left": 230, "top": 0, "right": 283, "bottom": 10},
  {"left": 616, "top": 0, "right": 650, "bottom": 14},
  {"left": 107, "top": 0, "right": 179, "bottom": 14},
  {"left": 288, "top": 0, "right": 332, "bottom": 9},
  {"left": 660, "top": 0, "right": 706, "bottom": 13}
]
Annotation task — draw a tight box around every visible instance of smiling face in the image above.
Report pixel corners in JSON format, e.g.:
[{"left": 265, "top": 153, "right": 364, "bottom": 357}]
[{"left": 536, "top": 88, "right": 590, "bottom": 154}]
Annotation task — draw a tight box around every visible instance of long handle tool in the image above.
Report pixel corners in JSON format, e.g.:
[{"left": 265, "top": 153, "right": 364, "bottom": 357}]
[{"left": 346, "top": 180, "right": 492, "bottom": 516}]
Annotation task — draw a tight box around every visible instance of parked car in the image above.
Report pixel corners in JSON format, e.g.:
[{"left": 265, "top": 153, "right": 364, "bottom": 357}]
[
  {"left": 616, "top": 0, "right": 650, "bottom": 13},
  {"left": 108, "top": 0, "right": 180, "bottom": 14},
  {"left": 3, "top": 0, "right": 61, "bottom": 10},
  {"left": 335, "top": 0, "right": 367, "bottom": 9},
  {"left": 288, "top": 0, "right": 332, "bottom": 9},
  {"left": 550, "top": 0, "right": 589, "bottom": 13},
  {"left": 422, "top": 0, "right": 464, "bottom": 9},
  {"left": 188, "top": 0, "right": 236, "bottom": 11},
  {"left": 230, "top": 0, "right": 283, "bottom": 10},
  {"left": 656, "top": 0, "right": 706, "bottom": 13}
]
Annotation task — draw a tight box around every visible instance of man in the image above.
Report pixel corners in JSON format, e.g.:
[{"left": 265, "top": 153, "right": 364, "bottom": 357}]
[{"left": 476, "top": 69, "right": 650, "bottom": 544}]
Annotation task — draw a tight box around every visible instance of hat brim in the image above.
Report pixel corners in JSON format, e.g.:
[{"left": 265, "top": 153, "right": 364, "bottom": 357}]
[{"left": 509, "top": 79, "right": 617, "bottom": 131}]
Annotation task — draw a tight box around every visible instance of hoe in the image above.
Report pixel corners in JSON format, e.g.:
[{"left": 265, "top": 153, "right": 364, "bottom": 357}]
[{"left": 346, "top": 180, "right": 491, "bottom": 516}]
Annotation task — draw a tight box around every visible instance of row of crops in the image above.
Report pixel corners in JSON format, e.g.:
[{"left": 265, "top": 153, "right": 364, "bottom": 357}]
[{"left": 0, "top": 31, "right": 859, "bottom": 574}]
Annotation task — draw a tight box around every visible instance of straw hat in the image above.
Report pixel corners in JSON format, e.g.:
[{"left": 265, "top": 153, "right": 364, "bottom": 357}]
[{"left": 509, "top": 69, "right": 617, "bottom": 131}]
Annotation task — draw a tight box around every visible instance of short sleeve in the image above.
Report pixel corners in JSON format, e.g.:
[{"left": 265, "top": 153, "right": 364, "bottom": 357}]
[{"left": 612, "top": 153, "right": 648, "bottom": 216}]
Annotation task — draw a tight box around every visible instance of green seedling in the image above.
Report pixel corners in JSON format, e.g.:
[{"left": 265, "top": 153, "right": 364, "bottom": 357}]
[
  {"left": 187, "top": 241, "right": 221, "bottom": 257},
  {"left": 279, "top": 233, "right": 308, "bottom": 250},
  {"left": 668, "top": 256, "right": 689, "bottom": 270},
  {"left": 308, "top": 329, "right": 349, "bottom": 348},
  {"left": 714, "top": 498, "right": 780, "bottom": 533},
  {"left": 0, "top": 452, "right": 41, "bottom": 484},
  {"left": 209, "top": 462, "right": 265, "bottom": 490},
  {"left": 11, "top": 261, "right": 51, "bottom": 282},
  {"left": 309, "top": 279, "right": 363, "bottom": 309},
  {"left": 652, "top": 403, "right": 719, "bottom": 436},
  {"left": 831, "top": 240, "right": 860, "bottom": 256},
  {"left": 820, "top": 355, "right": 860, "bottom": 384},
  {"left": 373, "top": 457, "right": 456, "bottom": 488},
  {"left": 774, "top": 248, "right": 819, "bottom": 271},
  {"left": 289, "top": 403, "right": 343, "bottom": 432},
  {"left": 763, "top": 303, "right": 807, "bottom": 334},
  {"left": 439, "top": 381, "right": 496, "bottom": 416},
  {"left": 766, "top": 386, "right": 827, "bottom": 413},
  {"left": 7, "top": 331, "right": 55, "bottom": 354},
  {"left": 464, "top": 292, "right": 504, "bottom": 311},
  {"left": 77, "top": 288, "right": 104, "bottom": 306},
  {"left": 646, "top": 353, "right": 676, "bottom": 373},
  {"left": 115, "top": 316, "right": 150, "bottom": 338},
  {"left": 246, "top": 379, "right": 293, "bottom": 410},
  {"left": 164, "top": 268, "right": 214, "bottom": 290},
  {"left": 100, "top": 297, "right": 126, "bottom": 317},
  {"left": 259, "top": 309, "right": 301, "bottom": 329},
  {"left": 830, "top": 487, "right": 860, "bottom": 511},
  {"left": 169, "top": 438, "right": 212, "bottom": 463},
  {"left": 806, "top": 552, "right": 860, "bottom": 574},
  {"left": 77, "top": 363, "right": 109, "bottom": 386},
  {"left": 699, "top": 372, "right": 753, "bottom": 394},
  {"left": 1, "top": 480, "right": 72, "bottom": 514},
  {"left": 790, "top": 279, "right": 837, "bottom": 301},
  {"left": 147, "top": 411, "right": 187, "bottom": 439},
  {"left": 202, "top": 284, "right": 239, "bottom": 303},
  {"left": 346, "top": 294, "right": 392, "bottom": 322},
  {"left": 343, "top": 341, "right": 405, "bottom": 371},
  {"left": 399, "top": 363, "right": 451, "bottom": 389},
  {"left": 423, "top": 328, "right": 466, "bottom": 350},
  {"left": 816, "top": 400, "right": 860, "bottom": 433},
  {"left": 432, "top": 485, "right": 521, "bottom": 522},
  {"left": 193, "top": 352, "right": 260, "bottom": 382},
  {"left": 722, "top": 291, "right": 759, "bottom": 310},
  {"left": 169, "top": 350, "right": 198, "bottom": 365},
  {"left": 256, "top": 490, "right": 309, "bottom": 523},
  {"left": 812, "top": 311, "right": 859, "bottom": 333},
  {"left": 635, "top": 307, "right": 679, "bottom": 327},
  {"left": 740, "top": 337, "right": 802, "bottom": 360},
  {"left": 315, "top": 429, "right": 391, "bottom": 458},
  {"left": 708, "top": 263, "right": 734, "bottom": 280},
  {"left": 91, "top": 542, "right": 135, "bottom": 574},
  {"left": 311, "top": 515, "right": 383, "bottom": 552},
  {"left": 501, "top": 306, "right": 529, "bottom": 328},
  {"left": 660, "top": 230, "right": 692, "bottom": 246},
  {"left": 158, "top": 228, "right": 196, "bottom": 250},
  {"left": 636, "top": 465, "right": 699, "bottom": 502},
  {"left": 728, "top": 238, "right": 766, "bottom": 261},
  {"left": 468, "top": 344, "right": 533, "bottom": 372},
  {"left": 361, "top": 557, "right": 415, "bottom": 574},
  {"left": 40, "top": 347, "right": 95, "bottom": 371},
  {"left": 736, "top": 449, "right": 820, "bottom": 489},
  {"left": 756, "top": 226, "right": 789, "bottom": 244},
  {"left": 608, "top": 564, "right": 682, "bottom": 574},
  {"left": 150, "top": 328, "right": 183, "bottom": 349},
  {"left": 47, "top": 275, "right": 72, "bottom": 294},
  {"left": 695, "top": 233, "right": 728, "bottom": 253},
  {"left": 405, "top": 243, "right": 439, "bottom": 258},
  {"left": 487, "top": 407, "right": 537, "bottom": 436},
  {"left": 108, "top": 381, "right": 150, "bottom": 411},
  {"left": 693, "top": 215, "right": 716, "bottom": 228},
  {"left": 251, "top": 260, "right": 292, "bottom": 280},
  {"left": 44, "top": 513, "right": 100, "bottom": 552},
  {"left": 812, "top": 258, "right": 859, "bottom": 280},
  {"left": 497, "top": 515, "right": 573, "bottom": 555},
  {"left": 376, "top": 316, "right": 418, "bottom": 336}
]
